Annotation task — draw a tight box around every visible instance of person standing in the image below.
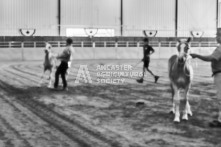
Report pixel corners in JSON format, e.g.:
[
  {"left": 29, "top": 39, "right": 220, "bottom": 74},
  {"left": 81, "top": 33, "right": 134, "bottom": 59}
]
[
  {"left": 54, "top": 38, "right": 73, "bottom": 91},
  {"left": 190, "top": 28, "right": 221, "bottom": 127},
  {"left": 137, "top": 38, "right": 159, "bottom": 83}
]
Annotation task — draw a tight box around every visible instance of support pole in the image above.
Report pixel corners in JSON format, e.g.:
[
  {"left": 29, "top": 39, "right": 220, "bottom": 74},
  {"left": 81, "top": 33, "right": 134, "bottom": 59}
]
[
  {"left": 58, "top": 0, "right": 61, "bottom": 36},
  {"left": 217, "top": 0, "right": 219, "bottom": 28},
  {"left": 175, "top": 0, "right": 178, "bottom": 37},
  {"left": 120, "top": 0, "right": 123, "bottom": 36}
]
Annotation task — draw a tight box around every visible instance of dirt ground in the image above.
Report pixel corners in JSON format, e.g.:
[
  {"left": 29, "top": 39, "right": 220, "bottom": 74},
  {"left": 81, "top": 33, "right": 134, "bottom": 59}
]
[{"left": 0, "top": 59, "right": 220, "bottom": 147}]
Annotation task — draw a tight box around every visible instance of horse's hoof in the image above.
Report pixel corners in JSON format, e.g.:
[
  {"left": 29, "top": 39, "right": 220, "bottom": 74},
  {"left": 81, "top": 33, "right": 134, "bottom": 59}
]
[
  {"left": 182, "top": 115, "right": 188, "bottom": 121},
  {"left": 174, "top": 121, "right": 180, "bottom": 124},
  {"left": 47, "top": 85, "right": 52, "bottom": 88},
  {"left": 174, "top": 117, "right": 180, "bottom": 123},
  {"left": 173, "top": 120, "right": 180, "bottom": 124},
  {"left": 174, "top": 120, "right": 180, "bottom": 123}
]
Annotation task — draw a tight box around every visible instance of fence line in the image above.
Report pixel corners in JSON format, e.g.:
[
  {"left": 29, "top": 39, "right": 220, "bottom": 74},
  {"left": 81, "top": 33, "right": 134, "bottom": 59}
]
[{"left": 0, "top": 41, "right": 218, "bottom": 48}]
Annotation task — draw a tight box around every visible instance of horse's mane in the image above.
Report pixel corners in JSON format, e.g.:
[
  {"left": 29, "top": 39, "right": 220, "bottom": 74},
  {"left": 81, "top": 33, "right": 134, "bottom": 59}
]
[{"left": 169, "top": 55, "right": 192, "bottom": 77}]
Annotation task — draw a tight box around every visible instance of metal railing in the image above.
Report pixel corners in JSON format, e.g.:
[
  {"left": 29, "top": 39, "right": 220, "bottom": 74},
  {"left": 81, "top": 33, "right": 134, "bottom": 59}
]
[{"left": 0, "top": 41, "right": 218, "bottom": 48}]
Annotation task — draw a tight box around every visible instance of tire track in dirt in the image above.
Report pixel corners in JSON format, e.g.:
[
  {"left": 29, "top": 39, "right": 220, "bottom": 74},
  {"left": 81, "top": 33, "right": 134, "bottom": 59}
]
[
  {"left": 12, "top": 61, "right": 155, "bottom": 84},
  {"left": 0, "top": 113, "right": 32, "bottom": 147},
  {"left": 2, "top": 62, "right": 215, "bottom": 100},
  {"left": 0, "top": 60, "right": 219, "bottom": 147},
  {"left": 0, "top": 79, "right": 143, "bottom": 147},
  {"left": 0, "top": 91, "right": 81, "bottom": 147},
  {"left": 7, "top": 62, "right": 215, "bottom": 102},
  {"left": 0, "top": 63, "right": 143, "bottom": 147},
  {"left": 8, "top": 63, "right": 133, "bottom": 86}
]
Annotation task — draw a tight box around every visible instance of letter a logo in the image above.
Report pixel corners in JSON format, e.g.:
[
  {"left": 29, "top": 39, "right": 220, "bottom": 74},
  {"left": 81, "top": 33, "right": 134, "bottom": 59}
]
[{"left": 75, "top": 65, "right": 92, "bottom": 83}]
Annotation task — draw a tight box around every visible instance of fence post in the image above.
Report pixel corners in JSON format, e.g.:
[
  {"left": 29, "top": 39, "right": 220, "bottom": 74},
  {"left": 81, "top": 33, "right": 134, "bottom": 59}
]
[
  {"left": 58, "top": 41, "right": 60, "bottom": 48},
  {"left": 81, "top": 41, "right": 84, "bottom": 48},
  {"left": 126, "top": 41, "right": 129, "bottom": 47},
  {"left": 137, "top": 41, "right": 140, "bottom": 47},
  {"left": 93, "top": 41, "right": 95, "bottom": 59},
  {"left": 159, "top": 42, "right": 161, "bottom": 59},
  {"left": 115, "top": 42, "right": 118, "bottom": 59},
  {"left": 21, "top": 42, "right": 24, "bottom": 61},
  {"left": 136, "top": 41, "right": 139, "bottom": 59}
]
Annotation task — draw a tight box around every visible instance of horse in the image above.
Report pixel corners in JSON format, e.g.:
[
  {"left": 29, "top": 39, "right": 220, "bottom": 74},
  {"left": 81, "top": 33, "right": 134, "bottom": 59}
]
[
  {"left": 168, "top": 37, "right": 193, "bottom": 122},
  {"left": 39, "top": 43, "right": 57, "bottom": 88}
]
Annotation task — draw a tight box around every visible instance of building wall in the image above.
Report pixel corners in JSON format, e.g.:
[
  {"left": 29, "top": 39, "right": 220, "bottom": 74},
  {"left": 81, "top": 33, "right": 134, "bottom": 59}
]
[
  {"left": 0, "top": 0, "right": 219, "bottom": 37},
  {"left": 178, "top": 0, "right": 217, "bottom": 37},
  {"left": 123, "top": 0, "right": 176, "bottom": 37},
  {"left": 60, "top": 0, "right": 121, "bottom": 36},
  {"left": 0, "top": 0, "right": 58, "bottom": 36}
]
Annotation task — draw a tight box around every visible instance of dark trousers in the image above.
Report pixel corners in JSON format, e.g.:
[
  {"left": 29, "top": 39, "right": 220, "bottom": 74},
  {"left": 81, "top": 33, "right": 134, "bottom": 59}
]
[
  {"left": 143, "top": 57, "right": 150, "bottom": 68},
  {"left": 54, "top": 61, "right": 68, "bottom": 88}
]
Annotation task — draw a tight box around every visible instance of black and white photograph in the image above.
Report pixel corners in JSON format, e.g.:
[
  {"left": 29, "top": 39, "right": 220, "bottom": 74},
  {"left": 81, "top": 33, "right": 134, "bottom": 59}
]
[{"left": 0, "top": 0, "right": 221, "bottom": 146}]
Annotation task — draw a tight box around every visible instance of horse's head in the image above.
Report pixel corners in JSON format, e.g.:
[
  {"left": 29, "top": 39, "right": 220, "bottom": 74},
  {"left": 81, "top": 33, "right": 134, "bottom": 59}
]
[
  {"left": 45, "top": 43, "right": 52, "bottom": 54},
  {"left": 177, "top": 37, "right": 191, "bottom": 63}
]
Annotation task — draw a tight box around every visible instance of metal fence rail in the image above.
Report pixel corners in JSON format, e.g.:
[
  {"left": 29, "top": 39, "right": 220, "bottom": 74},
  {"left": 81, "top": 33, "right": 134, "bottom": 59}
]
[{"left": 0, "top": 41, "right": 218, "bottom": 48}]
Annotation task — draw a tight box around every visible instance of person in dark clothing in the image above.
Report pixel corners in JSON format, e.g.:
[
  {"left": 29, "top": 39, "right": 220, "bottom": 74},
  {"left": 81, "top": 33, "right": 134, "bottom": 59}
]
[
  {"left": 137, "top": 38, "right": 159, "bottom": 83},
  {"left": 54, "top": 38, "right": 73, "bottom": 91}
]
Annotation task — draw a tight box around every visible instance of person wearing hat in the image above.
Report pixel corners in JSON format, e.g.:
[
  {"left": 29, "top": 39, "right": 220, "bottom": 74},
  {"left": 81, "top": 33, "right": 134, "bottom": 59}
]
[
  {"left": 137, "top": 38, "right": 159, "bottom": 83},
  {"left": 54, "top": 38, "right": 74, "bottom": 91},
  {"left": 190, "top": 28, "right": 221, "bottom": 127}
]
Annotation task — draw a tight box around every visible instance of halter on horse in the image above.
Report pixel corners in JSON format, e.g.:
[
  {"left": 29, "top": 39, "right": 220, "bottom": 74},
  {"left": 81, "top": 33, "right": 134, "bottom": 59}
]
[
  {"left": 39, "top": 43, "right": 57, "bottom": 88},
  {"left": 168, "top": 37, "right": 193, "bottom": 122}
]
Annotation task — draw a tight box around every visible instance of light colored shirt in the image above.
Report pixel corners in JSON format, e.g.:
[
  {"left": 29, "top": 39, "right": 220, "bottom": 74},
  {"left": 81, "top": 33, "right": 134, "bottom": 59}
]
[
  {"left": 57, "top": 45, "right": 74, "bottom": 65},
  {"left": 68, "top": 47, "right": 75, "bottom": 68},
  {"left": 211, "top": 45, "right": 221, "bottom": 73}
]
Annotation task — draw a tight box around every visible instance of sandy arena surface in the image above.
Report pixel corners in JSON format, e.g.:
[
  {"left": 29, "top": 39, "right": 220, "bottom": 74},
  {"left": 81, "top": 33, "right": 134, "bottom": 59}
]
[{"left": 0, "top": 59, "right": 220, "bottom": 147}]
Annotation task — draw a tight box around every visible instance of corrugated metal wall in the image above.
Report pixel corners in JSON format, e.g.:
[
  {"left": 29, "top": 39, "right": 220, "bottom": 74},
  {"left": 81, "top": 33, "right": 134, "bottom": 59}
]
[
  {"left": 0, "top": 0, "right": 58, "bottom": 36},
  {"left": 178, "top": 0, "right": 217, "bottom": 37},
  {"left": 0, "top": 0, "right": 219, "bottom": 37},
  {"left": 123, "top": 0, "right": 176, "bottom": 37},
  {"left": 60, "top": 0, "right": 121, "bottom": 36}
]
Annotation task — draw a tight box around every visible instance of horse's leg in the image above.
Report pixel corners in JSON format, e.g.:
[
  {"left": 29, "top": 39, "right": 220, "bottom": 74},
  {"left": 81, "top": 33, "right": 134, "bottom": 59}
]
[
  {"left": 172, "top": 83, "right": 180, "bottom": 122},
  {"left": 182, "top": 84, "right": 192, "bottom": 120},
  {"left": 39, "top": 69, "right": 46, "bottom": 87},
  {"left": 48, "top": 72, "right": 51, "bottom": 80},
  {"left": 169, "top": 83, "right": 175, "bottom": 114},
  {"left": 47, "top": 68, "right": 53, "bottom": 88}
]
